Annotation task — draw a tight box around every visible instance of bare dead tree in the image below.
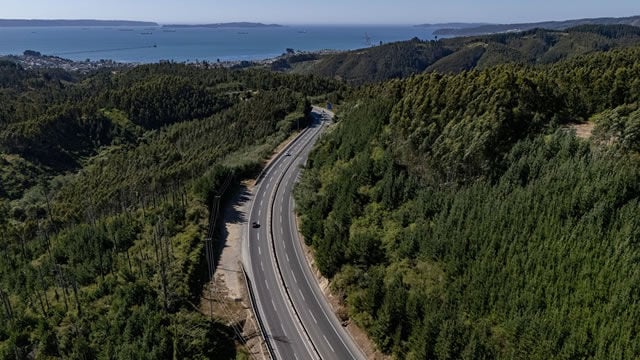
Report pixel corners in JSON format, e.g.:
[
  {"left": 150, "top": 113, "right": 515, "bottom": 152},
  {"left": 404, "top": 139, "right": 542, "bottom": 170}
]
[
  {"left": 37, "top": 268, "right": 51, "bottom": 313},
  {"left": 70, "top": 274, "right": 82, "bottom": 317},
  {"left": 42, "top": 187, "right": 56, "bottom": 232},
  {"left": 55, "top": 265, "right": 69, "bottom": 313},
  {"left": 33, "top": 288, "right": 47, "bottom": 317},
  {"left": 0, "top": 288, "right": 13, "bottom": 320}
]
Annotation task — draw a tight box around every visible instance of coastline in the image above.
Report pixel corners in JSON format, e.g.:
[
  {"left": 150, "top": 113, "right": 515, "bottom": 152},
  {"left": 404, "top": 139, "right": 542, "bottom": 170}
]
[
  {"left": 0, "top": 48, "right": 343, "bottom": 72},
  {"left": 0, "top": 24, "right": 435, "bottom": 64}
]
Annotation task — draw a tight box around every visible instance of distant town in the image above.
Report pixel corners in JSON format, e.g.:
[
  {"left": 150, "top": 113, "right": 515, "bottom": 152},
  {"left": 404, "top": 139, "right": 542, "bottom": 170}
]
[
  {"left": 0, "top": 50, "right": 131, "bottom": 73},
  {"left": 0, "top": 48, "right": 343, "bottom": 73}
]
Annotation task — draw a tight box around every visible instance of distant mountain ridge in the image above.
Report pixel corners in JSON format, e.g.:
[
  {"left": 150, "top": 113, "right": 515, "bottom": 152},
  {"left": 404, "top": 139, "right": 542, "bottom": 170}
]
[
  {"left": 163, "top": 22, "right": 283, "bottom": 29},
  {"left": 415, "top": 22, "right": 487, "bottom": 29},
  {"left": 0, "top": 19, "right": 158, "bottom": 27},
  {"left": 431, "top": 15, "right": 640, "bottom": 36}
]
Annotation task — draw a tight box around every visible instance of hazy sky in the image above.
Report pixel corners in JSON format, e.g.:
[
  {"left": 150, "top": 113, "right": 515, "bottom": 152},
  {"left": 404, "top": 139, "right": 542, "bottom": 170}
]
[{"left": 2, "top": 0, "right": 639, "bottom": 25}]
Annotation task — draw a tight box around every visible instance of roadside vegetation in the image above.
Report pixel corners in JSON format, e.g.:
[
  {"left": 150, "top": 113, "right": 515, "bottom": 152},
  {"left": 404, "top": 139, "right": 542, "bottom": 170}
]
[{"left": 0, "top": 62, "right": 343, "bottom": 358}]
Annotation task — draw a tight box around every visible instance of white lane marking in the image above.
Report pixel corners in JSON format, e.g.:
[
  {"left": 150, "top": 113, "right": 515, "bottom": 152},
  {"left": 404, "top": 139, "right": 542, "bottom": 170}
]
[
  {"left": 258, "top": 209, "right": 262, "bottom": 217},
  {"left": 299, "top": 289, "right": 306, "bottom": 301},
  {"left": 324, "top": 335, "right": 335, "bottom": 353},
  {"left": 260, "top": 199, "right": 263, "bottom": 207},
  {"left": 260, "top": 261, "right": 264, "bottom": 271},
  {"left": 293, "top": 272, "right": 298, "bottom": 283},
  {"left": 257, "top": 233, "right": 260, "bottom": 241},
  {"left": 310, "top": 311, "right": 318, "bottom": 324},
  {"left": 258, "top": 246, "right": 262, "bottom": 255},
  {"left": 285, "top": 188, "right": 362, "bottom": 359},
  {"left": 286, "top": 253, "right": 290, "bottom": 263},
  {"left": 258, "top": 124, "right": 333, "bottom": 359},
  {"left": 271, "top": 298, "right": 276, "bottom": 309}
]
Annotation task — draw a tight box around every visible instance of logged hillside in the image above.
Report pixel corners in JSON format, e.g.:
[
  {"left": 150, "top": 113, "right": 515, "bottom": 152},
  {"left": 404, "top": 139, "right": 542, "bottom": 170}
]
[
  {"left": 295, "top": 47, "right": 640, "bottom": 359},
  {"left": 291, "top": 25, "right": 640, "bottom": 84},
  {"left": 0, "top": 63, "right": 343, "bottom": 358}
]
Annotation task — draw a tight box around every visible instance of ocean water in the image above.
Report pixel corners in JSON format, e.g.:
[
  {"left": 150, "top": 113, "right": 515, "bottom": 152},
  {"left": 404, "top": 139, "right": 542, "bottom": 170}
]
[{"left": 0, "top": 25, "right": 437, "bottom": 63}]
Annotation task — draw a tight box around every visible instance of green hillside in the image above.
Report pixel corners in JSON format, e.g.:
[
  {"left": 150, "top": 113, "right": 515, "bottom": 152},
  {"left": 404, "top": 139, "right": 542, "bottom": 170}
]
[
  {"left": 290, "top": 25, "right": 640, "bottom": 83},
  {"left": 0, "top": 62, "right": 342, "bottom": 358},
  {"left": 295, "top": 47, "right": 640, "bottom": 358},
  {"left": 430, "top": 15, "right": 640, "bottom": 36}
]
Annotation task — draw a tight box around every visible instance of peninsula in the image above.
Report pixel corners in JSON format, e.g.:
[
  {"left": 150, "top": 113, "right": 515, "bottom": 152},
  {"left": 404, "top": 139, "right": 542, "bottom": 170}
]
[
  {"left": 162, "top": 22, "right": 282, "bottom": 29},
  {"left": 0, "top": 19, "right": 159, "bottom": 27},
  {"left": 427, "top": 15, "right": 640, "bottom": 36}
]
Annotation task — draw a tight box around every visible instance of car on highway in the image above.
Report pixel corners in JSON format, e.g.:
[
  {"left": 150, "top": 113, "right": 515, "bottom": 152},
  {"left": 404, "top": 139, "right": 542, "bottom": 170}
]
[{"left": 252, "top": 221, "right": 260, "bottom": 228}]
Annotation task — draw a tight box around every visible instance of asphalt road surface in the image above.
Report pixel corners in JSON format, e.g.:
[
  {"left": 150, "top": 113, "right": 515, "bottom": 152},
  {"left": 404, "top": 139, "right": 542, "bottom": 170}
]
[{"left": 245, "top": 107, "right": 364, "bottom": 360}]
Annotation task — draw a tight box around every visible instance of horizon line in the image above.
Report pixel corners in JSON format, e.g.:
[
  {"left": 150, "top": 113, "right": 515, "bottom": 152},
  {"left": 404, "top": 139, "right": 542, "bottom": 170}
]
[{"left": 1, "top": 14, "right": 639, "bottom": 27}]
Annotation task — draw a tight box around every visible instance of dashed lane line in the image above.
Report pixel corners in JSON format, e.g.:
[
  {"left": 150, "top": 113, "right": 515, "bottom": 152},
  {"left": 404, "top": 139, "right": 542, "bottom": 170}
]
[{"left": 324, "top": 335, "right": 336, "bottom": 353}]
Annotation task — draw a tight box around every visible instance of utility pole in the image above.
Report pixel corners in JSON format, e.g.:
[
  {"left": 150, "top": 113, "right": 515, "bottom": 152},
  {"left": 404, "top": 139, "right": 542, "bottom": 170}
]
[{"left": 204, "top": 236, "right": 213, "bottom": 319}]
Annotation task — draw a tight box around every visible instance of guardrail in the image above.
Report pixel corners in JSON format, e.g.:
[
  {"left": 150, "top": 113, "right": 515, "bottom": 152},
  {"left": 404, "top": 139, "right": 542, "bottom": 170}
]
[{"left": 241, "top": 264, "right": 276, "bottom": 360}]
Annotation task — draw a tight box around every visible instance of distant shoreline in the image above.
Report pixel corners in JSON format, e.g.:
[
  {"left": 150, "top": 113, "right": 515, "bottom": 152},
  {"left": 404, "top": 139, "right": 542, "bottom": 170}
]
[
  {"left": 0, "top": 19, "right": 284, "bottom": 29},
  {"left": 427, "top": 15, "right": 640, "bottom": 36},
  {"left": 0, "top": 19, "right": 158, "bottom": 27},
  {"left": 0, "top": 48, "right": 344, "bottom": 72},
  {"left": 0, "top": 24, "right": 432, "bottom": 63},
  {"left": 163, "top": 22, "right": 283, "bottom": 29}
]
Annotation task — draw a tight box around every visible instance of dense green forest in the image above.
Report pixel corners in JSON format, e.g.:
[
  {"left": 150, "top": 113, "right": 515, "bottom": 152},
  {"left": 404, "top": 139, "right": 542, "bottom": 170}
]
[
  {"left": 295, "top": 46, "right": 640, "bottom": 358},
  {"left": 0, "top": 61, "right": 343, "bottom": 358},
  {"left": 287, "top": 24, "right": 640, "bottom": 84}
]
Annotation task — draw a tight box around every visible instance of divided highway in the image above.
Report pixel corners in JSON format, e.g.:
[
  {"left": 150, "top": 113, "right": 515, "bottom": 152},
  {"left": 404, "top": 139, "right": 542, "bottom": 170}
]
[{"left": 244, "top": 108, "right": 364, "bottom": 360}]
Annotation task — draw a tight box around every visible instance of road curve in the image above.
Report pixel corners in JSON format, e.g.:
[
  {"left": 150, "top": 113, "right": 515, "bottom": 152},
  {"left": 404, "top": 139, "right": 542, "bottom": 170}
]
[{"left": 244, "top": 107, "right": 365, "bottom": 360}]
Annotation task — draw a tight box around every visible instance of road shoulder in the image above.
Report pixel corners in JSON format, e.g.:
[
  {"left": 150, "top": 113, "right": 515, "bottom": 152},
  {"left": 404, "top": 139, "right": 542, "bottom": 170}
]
[{"left": 293, "top": 214, "right": 390, "bottom": 360}]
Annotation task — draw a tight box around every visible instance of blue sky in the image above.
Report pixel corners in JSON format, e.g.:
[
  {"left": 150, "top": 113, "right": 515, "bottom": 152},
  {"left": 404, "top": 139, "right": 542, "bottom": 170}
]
[{"left": 3, "top": 0, "right": 639, "bottom": 25}]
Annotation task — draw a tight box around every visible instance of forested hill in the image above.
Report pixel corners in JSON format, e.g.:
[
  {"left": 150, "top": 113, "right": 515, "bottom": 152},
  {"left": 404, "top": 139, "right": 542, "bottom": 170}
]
[
  {"left": 430, "top": 15, "right": 640, "bottom": 36},
  {"left": 291, "top": 24, "right": 640, "bottom": 84},
  {"left": 0, "top": 62, "right": 343, "bottom": 358},
  {"left": 295, "top": 46, "right": 640, "bottom": 358}
]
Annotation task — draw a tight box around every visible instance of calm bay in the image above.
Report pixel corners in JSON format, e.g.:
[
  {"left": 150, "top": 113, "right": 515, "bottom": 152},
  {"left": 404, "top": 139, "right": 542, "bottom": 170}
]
[{"left": 0, "top": 25, "right": 438, "bottom": 63}]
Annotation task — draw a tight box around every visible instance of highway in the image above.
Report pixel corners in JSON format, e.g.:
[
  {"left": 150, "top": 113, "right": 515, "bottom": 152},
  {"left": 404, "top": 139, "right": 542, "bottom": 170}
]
[{"left": 244, "top": 107, "right": 364, "bottom": 360}]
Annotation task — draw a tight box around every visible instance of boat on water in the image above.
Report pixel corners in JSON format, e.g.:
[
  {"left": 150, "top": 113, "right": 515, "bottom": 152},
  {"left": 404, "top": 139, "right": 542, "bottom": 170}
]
[
  {"left": 237, "top": 31, "right": 249, "bottom": 34},
  {"left": 140, "top": 32, "right": 153, "bottom": 35}
]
